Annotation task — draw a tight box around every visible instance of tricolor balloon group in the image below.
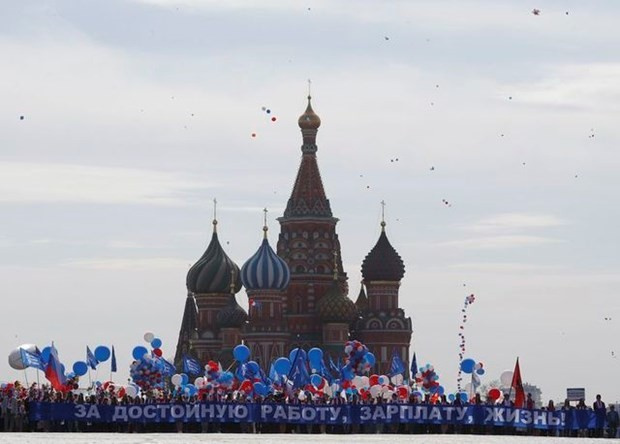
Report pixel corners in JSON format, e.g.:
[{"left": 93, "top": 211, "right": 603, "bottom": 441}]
[{"left": 457, "top": 293, "right": 476, "bottom": 390}]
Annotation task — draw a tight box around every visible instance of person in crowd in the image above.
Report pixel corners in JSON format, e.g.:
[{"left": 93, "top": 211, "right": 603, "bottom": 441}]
[
  {"left": 593, "top": 394, "right": 606, "bottom": 438},
  {"left": 607, "top": 405, "right": 619, "bottom": 439}
]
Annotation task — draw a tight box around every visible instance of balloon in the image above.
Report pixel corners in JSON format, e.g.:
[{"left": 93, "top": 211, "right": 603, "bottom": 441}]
[
  {"left": 194, "top": 377, "right": 205, "bottom": 388},
  {"left": 488, "top": 388, "right": 501, "bottom": 401},
  {"left": 448, "top": 393, "right": 456, "bottom": 402},
  {"left": 144, "top": 332, "right": 155, "bottom": 343},
  {"left": 152, "top": 348, "right": 162, "bottom": 357},
  {"left": 72, "top": 361, "right": 88, "bottom": 376},
  {"left": 240, "top": 380, "right": 253, "bottom": 394},
  {"left": 185, "top": 384, "right": 197, "bottom": 396},
  {"left": 273, "top": 357, "right": 292, "bottom": 375},
  {"left": 132, "top": 346, "right": 148, "bottom": 361},
  {"left": 180, "top": 373, "right": 189, "bottom": 386},
  {"left": 369, "top": 385, "right": 382, "bottom": 398},
  {"left": 378, "top": 375, "right": 389, "bottom": 386},
  {"left": 500, "top": 370, "right": 513, "bottom": 387},
  {"left": 254, "top": 382, "right": 268, "bottom": 396},
  {"left": 246, "top": 361, "right": 260, "bottom": 375},
  {"left": 125, "top": 385, "right": 138, "bottom": 398},
  {"left": 460, "top": 358, "right": 476, "bottom": 374},
  {"left": 365, "top": 352, "right": 376, "bottom": 366},
  {"left": 288, "top": 348, "right": 307, "bottom": 362},
  {"left": 171, "top": 374, "right": 183, "bottom": 387},
  {"left": 476, "top": 368, "right": 485, "bottom": 376},
  {"left": 369, "top": 374, "right": 379, "bottom": 386},
  {"left": 150, "top": 338, "right": 162, "bottom": 349},
  {"left": 308, "top": 347, "right": 323, "bottom": 364},
  {"left": 459, "top": 392, "right": 468, "bottom": 402},
  {"left": 233, "top": 345, "right": 250, "bottom": 362},
  {"left": 391, "top": 374, "right": 404, "bottom": 385},
  {"left": 94, "top": 346, "right": 111, "bottom": 362},
  {"left": 8, "top": 344, "right": 37, "bottom": 370}
]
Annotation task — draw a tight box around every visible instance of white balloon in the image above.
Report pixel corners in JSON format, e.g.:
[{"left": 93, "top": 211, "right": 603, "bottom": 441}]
[
  {"left": 500, "top": 370, "right": 513, "bottom": 387},
  {"left": 125, "top": 385, "right": 138, "bottom": 398},
  {"left": 143, "top": 332, "right": 155, "bottom": 343},
  {"left": 369, "top": 385, "right": 382, "bottom": 398},
  {"left": 391, "top": 374, "right": 404, "bottom": 385},
  {"left": 360, "top": 376, "right": 370, "bottom": 389},
  {"left": 171, "top": 374, "right": 183, "bottom": 387},
  {"left": 194, "top": 377, "right": 205, "bottom": 388},
  {"left": 352, "top": 376, "right": 364, "bottom": 388},
  {"left": 8, "top": 344, "right": 37, "bottom": 370}
]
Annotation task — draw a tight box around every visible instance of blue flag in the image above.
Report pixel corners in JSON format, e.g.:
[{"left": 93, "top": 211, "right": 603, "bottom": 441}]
[
  {"left": 110, "top": 346, "right": 117, "bottom": 373},
  {"left": 183, "top": 356, "right": 202, "bottom": 375},
  {"left": 288, "top": 351, "right": 310, "bottom": 388},
  {"left": 388, "top": 349, "right": 406, "bottom": 377},
  {"left": 410, "top": 352, "right": 418, "bottom": 377},
  {"left": 319, "top": 359, "right": 332, "bottom": 384},
  {"left": 20, "top": 348, "right": 46, "bottom": 371},
  {"left": 86, "top": 346, "right": 98, "bottom": 370},
  {"left": 161, "top": 357, "right": 176, "bottom": 376}
]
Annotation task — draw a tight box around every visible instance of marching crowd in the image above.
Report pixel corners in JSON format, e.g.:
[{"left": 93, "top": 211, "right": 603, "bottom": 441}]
[{"left": 1, "top": 381, "right": 619, "bottom": 438}]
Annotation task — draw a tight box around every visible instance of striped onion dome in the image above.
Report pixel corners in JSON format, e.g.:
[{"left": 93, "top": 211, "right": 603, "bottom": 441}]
[
  {"left": 186, "top": 220, "right": 242, "bottom": 294},
  {"left": 361, "top": 222, "right": 405, "bottom": 282},
  {"left": 241, "top": 226, "right": 290, "bottom": 291}
]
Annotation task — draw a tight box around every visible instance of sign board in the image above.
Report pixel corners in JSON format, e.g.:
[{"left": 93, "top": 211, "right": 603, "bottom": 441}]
[{"left": 567, "top": 388, "right": 585, "bottom": 401}]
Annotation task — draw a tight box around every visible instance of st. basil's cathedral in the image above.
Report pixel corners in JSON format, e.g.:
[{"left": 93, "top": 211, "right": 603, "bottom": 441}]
[{"left": 175, "top": 96, "right": 413, "bottom": 375}]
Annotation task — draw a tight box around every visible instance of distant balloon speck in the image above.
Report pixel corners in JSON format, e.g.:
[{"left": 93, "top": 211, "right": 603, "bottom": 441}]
[
  {"left": 271, "top": 116, "right": 277, "bottom": 122},
  {"left": 19, "top": 116, "right": 24, "bottom": 120}
]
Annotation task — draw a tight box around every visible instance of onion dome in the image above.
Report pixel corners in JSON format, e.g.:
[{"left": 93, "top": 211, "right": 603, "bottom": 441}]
[
  {"left": 298, "top": 95, "right": 321, "bottom": 130},
  {"left": 240, "top": 215, "right": 290, "bottom": 291},
  {"left": 354, "top": 283, "right": 368, "bottom": 312},
  {"left": 361, "top": 221, "right": 405, "bottom": 282},
  {"left": 317, "top": 255, "right": 357, "bottom": 323},
  {"left": 186, "top": 220, "right": 242, "bottom": 294},
  {"left": 216, "top": 294, "right": 248, "bottom": 329}
]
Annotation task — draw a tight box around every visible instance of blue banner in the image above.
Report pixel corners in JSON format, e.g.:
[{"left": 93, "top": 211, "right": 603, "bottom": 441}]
[{"left": 28, "top": 402, "right": 602, "bottom": 430}]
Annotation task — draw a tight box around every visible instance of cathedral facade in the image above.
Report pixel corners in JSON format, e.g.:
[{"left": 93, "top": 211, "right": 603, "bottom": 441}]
[{"left": 175, "top": 96, "right": 412, "bottom": 375}]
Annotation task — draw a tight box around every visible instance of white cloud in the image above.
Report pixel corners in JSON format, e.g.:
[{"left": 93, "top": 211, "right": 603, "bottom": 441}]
[
  {"left": 0, "top": 162, "right": 212, "bottom": 205},
  {"left": 438, "top": 235, "right": 562, "bottom": 249}
]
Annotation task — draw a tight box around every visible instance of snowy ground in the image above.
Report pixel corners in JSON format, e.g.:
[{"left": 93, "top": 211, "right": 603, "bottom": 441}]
[{"left": 0, "top": 434, "right": 611, "bottom": 444}]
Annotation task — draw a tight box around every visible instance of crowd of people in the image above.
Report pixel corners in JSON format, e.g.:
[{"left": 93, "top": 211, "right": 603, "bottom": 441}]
[{"left": 1, "top": 381, "right": 618, "bottom": 438}]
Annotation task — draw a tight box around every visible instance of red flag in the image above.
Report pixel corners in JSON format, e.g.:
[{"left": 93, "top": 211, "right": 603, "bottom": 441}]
[{"left": 511, "top": 357, "right": 525, "bottom": 408}]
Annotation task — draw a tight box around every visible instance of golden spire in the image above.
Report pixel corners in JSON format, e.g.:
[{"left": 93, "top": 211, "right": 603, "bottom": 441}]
[
  {"left": 380, "top": 200, "right": 386, "bottom": 231},
  {"left": 212, "top": 198, "right": 218, "bottom": 232},
  {"left": 262, "top": 207, "right": 269, "bottom": 239}
]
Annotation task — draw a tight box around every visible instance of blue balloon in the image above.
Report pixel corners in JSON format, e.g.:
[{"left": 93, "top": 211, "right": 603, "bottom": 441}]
[
  {"left": 72, "top": 361, "right": 88, "bottom": 376},
  {"left": 180, "top": 373, "right": 189, "bottom": 386},
  {"left": 437, "top": 385, "right": 445, "bottom": 395},
  {"left": 459, "top": 392, "right": 469, "bottom": 402},
  {"left": 132, "top": 346, "right": 148, "bottom": 361},
  {"left": 288, "top": 348, "right": 307, "bottom": 362},
  {"left": 273, "top": 357, "right": 292, "bottom": 375},
  {"left": 341, "top": 364, "right": 354, "bottom": 381},
  {"left": 150, "top": 338, "right": 162, "bottom": 349},
  {"left": 365, "top": 352, "right": 376, "bottom": 366},
  {"left": 460, "top": 358, "right": 476, "bottom": 374},
  {"left": 448, "top": 393, "right": 455, "bottom": 402},
  {"left": 308, "top": 347, "right": 323, "bottom": 364},
  {"left": 476, "top": 368, "right": 485, "bottom": 376},
  {"left": 233, "top": 345, "right": 250, "bottom": 362},
  {"left": 254, "top": 382, "right": 268, "bottom": 396},
  {"left": 66, "top": 372, "right": 75, "bottom": 379},
  {"left": 40, "top": 347, "right": 51, "bottom": 364},
  {"left": 184, "top": 384, "right": 197, "bottom": 396},
  {"left": 95, "top": 346, "right": 111, "bottom": 362},
  {"left": 310, "top": 374, "right": 323, "bottom": 388},
  {"left": 247, "top": 361, "right": 260, "bottom": 375}
]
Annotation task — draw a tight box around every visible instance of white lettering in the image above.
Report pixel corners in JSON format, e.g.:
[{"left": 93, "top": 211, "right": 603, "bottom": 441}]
[
  {"left": 186, "top": 404, "right": 200, "bottom": 420},
  {"left": 143, "top": 405, "right": 156, "bottom": 419},
  {"left": 128, "top": 406, "right": 142, "bottom": 419},
  {"left": 428, "top": 407, "right": 442, "bottom": 421},
  {"left": 112, "top": 406, "right": 128, "bottom": 422},
  {"left": 301, "top": 407, "right": 316, "bottom": 421},
  {"left": 171, "top": 405, "right": 185, "bottom": 419},
  {"left": 75, "top": 405, "right": 86, "bottom": 418},
  {"left": 86, "top": 405, "right": 101, "bottom": 420}
]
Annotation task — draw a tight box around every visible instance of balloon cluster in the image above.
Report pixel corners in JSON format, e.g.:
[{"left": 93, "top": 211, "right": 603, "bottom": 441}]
[
  {"left": 415, "top": 363, "right": 442, "bottom": 395},
  {"left": 129, "top": 332, "right": 166, "bottom": 391},
  {"left": 343, "top": 340, "right": 375, "bottom": 377},
  {"left": 457, "top": 293, "right": 476, "bottom": 390},
  {"left": 204, "top": 360, "right": 221, "bottom": 383}
]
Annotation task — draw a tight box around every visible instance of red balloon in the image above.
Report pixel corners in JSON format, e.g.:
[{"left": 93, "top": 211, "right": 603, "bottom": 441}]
[
  {"left": 369, "top": 375, "right": 379, "bottom": 386},
  {"left": 488, "top": 388, "right": 501, "bottom": 401},
  {"left": 153, "top": 348, "right": 162, "bottom": 357}
]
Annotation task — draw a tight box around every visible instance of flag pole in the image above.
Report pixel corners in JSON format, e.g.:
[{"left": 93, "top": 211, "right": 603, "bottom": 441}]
[
  {"left": 23, "top": 368, "right": 29, "bottom": 387},
  {"left": 507, "top": 356, "right": 518, "bottom": 401}
]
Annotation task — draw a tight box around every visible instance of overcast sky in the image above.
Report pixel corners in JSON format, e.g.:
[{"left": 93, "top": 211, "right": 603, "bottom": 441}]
[{"left": 2, "top": 0, "right": 620, "bottom": 403}]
